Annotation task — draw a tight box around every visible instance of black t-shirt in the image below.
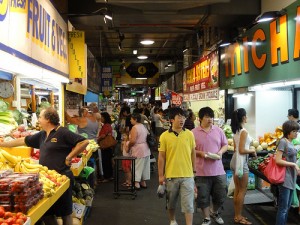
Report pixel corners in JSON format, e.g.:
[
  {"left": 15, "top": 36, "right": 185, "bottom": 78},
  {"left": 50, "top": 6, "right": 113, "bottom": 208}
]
[{"left": 25, "top": 126, "right": 86, "bottom": 173}]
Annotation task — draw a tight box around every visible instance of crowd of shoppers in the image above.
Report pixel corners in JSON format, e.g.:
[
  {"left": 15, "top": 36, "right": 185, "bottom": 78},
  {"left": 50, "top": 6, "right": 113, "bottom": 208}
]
[{"left": 10, "top": 100, "right": 300, "bottom": 225}]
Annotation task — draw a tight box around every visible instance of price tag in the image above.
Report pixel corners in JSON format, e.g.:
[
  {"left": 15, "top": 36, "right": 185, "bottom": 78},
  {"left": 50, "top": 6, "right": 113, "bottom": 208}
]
[{"left": 73, "top": 203, "right": 86, "bottom": 218}]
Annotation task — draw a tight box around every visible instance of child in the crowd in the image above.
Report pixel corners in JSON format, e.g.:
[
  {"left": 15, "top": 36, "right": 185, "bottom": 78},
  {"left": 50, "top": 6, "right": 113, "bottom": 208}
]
[{"left": 121, "top": 133, "right": 132, "bottom": 187}]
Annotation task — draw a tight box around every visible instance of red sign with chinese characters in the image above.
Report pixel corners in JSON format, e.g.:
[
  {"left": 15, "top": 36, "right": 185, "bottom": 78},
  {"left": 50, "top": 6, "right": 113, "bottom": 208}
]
[{"left": 183, "top": 51, "right": 219, "bottom": 94}]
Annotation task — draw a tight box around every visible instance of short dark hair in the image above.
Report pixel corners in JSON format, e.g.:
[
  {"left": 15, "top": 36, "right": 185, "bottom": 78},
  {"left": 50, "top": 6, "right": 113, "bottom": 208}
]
[
  {"left": 43, "top": 107, "right": 60, "bottom": 125},
  {"left": 131, "top": 113, "right": 141, "bottom": 123},
  {"left": 169, "top": 107, "right": 185, "bottom": 120},
  {"left": 288, "top": 109, "right": 299, "bottom": 118},
  {"left": 282, "top": 120, "right": 299, "bottom": 138},
  {"left": 198, "top": 107, "right": 214, "bottom": 119},
  {"left": 101, "top": 112, "right": 112, "bottom": 124}
]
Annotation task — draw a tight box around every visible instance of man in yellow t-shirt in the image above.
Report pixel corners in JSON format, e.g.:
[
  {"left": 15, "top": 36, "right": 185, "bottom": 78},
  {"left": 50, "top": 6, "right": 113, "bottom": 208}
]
[{"left": 158, "top": 107, "right": 196, "bottom": 225}]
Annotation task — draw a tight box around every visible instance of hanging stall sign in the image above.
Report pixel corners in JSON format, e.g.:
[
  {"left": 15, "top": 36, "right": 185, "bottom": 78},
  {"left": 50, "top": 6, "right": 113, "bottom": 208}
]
[
  {"left": 220, "top": 1, "right": 300, "bottom": 89},
  {"left": 101, "top": 66, "right": 112, "bottom": 96},
  {"left": 183, "top": 88, "right": 219, "bottom": 101},
  {"left": 171, "top": 91, "right": 183, "bottom": 106},
  {"left": 0, "top": 0, "right": 68, "bottom": 77},
  {"left": 183, "top": 51, "right": 219, "bottom": 94},
  {"left": 126, "top": 62, "right": 159, "bottom": 78},
  {"left": 68, "top": 31, "right": 86, "bottom": 78}
]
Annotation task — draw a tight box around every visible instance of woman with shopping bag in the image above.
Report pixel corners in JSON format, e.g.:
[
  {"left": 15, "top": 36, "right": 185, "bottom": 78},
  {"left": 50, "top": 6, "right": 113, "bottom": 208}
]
[
  {"left": 274, "top": 120, "right": 300, "bottom": 225},
  {"left": 230, "top": 108, "right": 257, "bottom": 225}
]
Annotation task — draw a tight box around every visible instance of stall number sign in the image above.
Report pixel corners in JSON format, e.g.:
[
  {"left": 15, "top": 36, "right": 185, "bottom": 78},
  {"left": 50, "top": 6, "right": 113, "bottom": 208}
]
[{"left": 73, "top": 203, "right": 86, "bottom": 218}]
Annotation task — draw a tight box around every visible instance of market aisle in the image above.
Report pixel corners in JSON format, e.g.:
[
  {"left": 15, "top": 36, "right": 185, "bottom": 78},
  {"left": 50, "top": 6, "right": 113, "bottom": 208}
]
[{"left": 85, "top": 169, "right": 300, "bottom": 225}]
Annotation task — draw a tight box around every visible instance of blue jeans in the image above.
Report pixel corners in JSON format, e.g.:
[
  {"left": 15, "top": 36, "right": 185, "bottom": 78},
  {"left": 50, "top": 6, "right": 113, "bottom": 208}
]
[{"left": 275, "top": 185, "right": 293, "bottom": 225}]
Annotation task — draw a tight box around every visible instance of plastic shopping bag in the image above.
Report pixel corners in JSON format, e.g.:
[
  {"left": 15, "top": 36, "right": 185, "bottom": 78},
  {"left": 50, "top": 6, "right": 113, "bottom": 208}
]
[
  {"left": 235, "top": 151, "right": 245, "bottom": 178},
  {"left": 227, "top": 178, "right": 235, "bottom": 197},
  {"left": 291, "top": 184, "right": 300, "bottom": 208}
]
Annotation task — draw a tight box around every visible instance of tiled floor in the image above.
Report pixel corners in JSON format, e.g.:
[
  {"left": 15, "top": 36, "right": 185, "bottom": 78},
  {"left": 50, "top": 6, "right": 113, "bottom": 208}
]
[{"left": 84, "top": 164, "right": 300, "bottom": 225}]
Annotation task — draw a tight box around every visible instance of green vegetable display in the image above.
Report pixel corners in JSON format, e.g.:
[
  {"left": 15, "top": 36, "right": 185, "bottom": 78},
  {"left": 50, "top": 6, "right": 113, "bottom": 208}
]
[{"left": 222, "top": 124, "right": 233, "bottom": 139}]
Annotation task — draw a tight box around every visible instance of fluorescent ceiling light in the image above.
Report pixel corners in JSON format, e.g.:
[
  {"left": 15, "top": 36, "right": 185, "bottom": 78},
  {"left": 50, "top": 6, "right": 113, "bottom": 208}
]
[
  {"left": 104, "top": 14, "right": 112, "bottom": 20},
  {"left": 133, "top": 50, "right": 137, "bottom": 55},
  {"left": 232, "top": 93, "right": 253, "bottom": 98},
  {"left": 140, "top": 40, "right": 154, "bottom": 45},
  {"left": 136, "top": 78, "right": 147, "bottom": 80},
  {"left": 137, "top": 55, "right": 148, "bottom": 59},
  {"left": 248, "top": 80, "right": 300, "bottom": 91},
  {"left": 219, "top": 42, "right": 230, "bottom": 47}
]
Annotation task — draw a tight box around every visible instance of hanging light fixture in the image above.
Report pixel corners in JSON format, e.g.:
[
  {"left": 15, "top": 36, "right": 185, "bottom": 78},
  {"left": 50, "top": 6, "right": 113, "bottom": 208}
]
[
  {"left": 137, "top": 55, "right": 148, "bottom": 59},
  {"left": 140, "top": 40, "right": 154, "bottom": 45},
  {"left": 255, "top": 9, "right": 286, "bottom": 23}
]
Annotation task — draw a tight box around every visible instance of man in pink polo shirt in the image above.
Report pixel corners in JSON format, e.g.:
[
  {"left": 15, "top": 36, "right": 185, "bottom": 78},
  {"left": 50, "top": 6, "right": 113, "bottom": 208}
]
[{"left": 192, "top": 107, "right": 228, "bottom": 225}]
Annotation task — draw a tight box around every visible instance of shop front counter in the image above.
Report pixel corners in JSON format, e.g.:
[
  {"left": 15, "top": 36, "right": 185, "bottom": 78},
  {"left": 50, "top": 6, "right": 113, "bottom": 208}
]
[{"left": 27, "top": 179, "right": 70, "bottom": 224}]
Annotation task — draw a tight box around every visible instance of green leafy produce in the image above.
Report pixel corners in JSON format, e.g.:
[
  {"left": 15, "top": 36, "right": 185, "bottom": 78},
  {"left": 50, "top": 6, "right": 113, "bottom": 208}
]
[
  {"left": 222, "top": 124, "right": 233, "bottom": 138},
  {"left": 0, "top": 99, "right": 9, "bottom": 112},
  {"left": 0, "top": 111, "right": 17, "bottom": 125},
  {"left": 36, "top": 101, "right": 51, "bottom": 115},
  {"left": 10, "top": 109, "right": 24, "bottom": 125}
]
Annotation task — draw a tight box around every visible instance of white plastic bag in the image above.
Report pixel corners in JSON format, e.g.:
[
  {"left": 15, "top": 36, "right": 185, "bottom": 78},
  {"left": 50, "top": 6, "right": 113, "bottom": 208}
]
[
  {"left": 235, "top": 151, "right": 245, "bottom": 178},
  {"left": 227, "top": 178, "right": 235, "bottom": 197}
]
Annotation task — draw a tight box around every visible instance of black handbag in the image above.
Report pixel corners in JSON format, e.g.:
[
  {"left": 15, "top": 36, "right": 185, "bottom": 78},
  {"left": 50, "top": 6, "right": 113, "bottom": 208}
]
[{"left": 147, "top": 131, "right": 157, "bottom": 148}]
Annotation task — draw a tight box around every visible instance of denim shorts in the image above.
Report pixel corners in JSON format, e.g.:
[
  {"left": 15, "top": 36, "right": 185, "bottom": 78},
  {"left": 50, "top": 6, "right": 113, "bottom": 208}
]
[
  {"left": 195, "top": 175, "right": 226, "bottom": 209},
  {"left": 166, "top": 177, "right": 195, "bottom": 213}
]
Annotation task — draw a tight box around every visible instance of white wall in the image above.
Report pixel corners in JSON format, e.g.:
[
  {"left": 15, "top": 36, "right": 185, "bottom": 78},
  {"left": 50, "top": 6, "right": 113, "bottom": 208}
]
[
  {"left": 261, "top": 0, "right": 296, "bottom": 12},
  {"left": 255, "top": 91, "right": 292, "bottom": 139}
]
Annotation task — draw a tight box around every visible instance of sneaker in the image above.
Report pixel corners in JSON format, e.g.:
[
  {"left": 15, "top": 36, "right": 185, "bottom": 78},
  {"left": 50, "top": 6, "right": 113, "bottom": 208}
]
[
  {"left": 170, "top": 220, "right": 178, "bottom": 225},
  {"left": 201, "top": 218, "right": 211, "bottom": 225},
  {"left": 210, "top": 211, "right": 224, "bottom": 224}
]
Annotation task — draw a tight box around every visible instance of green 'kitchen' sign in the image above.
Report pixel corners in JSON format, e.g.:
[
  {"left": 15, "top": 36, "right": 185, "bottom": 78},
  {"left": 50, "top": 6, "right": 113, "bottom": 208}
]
[{"left": 220, "top": 0, "right": 300, "bottom": 89}]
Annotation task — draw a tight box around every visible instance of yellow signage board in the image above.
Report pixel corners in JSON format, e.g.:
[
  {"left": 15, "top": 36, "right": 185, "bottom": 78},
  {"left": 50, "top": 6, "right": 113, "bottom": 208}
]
[{"left": 68, "top": 31, "right": 86, "bottom": 78}]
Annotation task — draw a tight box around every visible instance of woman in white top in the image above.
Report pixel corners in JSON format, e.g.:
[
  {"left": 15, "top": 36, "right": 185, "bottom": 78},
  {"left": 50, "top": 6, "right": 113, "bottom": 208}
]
[{"left": 230, "top": 108, "right": 256, "bottom": 225}]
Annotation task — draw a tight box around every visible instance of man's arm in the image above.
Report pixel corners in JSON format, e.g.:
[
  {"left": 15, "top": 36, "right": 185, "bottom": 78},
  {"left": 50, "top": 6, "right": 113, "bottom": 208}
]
[
  {"left": 0, "top": 137, "right": 26, "bottom": 147},
  {"left": 158, "top": 151, "right": 166, "bottom": 184},
  {"left": 65, "top": 140, "right": 89, "bottom": 165},
  {"left": 191, "top": 146, "right": 196, "bottom": 172}
]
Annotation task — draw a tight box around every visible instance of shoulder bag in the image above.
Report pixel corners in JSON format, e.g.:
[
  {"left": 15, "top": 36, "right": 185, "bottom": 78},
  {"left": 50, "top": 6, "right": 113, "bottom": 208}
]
[
  {"left": 98, "top": 134, "right": 117, "bottom": 149},
  {"left": 263, "top": 139, "right": 287, "bottom": 184},
  {"left": 146, "top": 127, "right": 157, "bottom": 148}
]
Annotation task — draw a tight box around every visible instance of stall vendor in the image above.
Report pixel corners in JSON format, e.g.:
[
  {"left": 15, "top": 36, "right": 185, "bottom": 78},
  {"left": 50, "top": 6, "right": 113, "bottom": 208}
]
[{"left": 0, "top": 107, "right": 89, "bottom": 225}]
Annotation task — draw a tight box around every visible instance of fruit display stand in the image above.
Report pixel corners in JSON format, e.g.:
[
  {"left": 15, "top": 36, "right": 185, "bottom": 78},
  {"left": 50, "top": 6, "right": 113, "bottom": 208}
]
[
  {"left": 71, "top": 150, "right": 93, "bottom": 177},
  {"left": 1, "top": 146, "right": 32, "bottom": 158},
  {"left": 27, "top": 178, "right": 70, "bottom": 224}
]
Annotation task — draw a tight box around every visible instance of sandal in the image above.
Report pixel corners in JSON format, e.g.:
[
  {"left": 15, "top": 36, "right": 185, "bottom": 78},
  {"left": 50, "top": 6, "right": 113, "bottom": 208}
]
[{"left": 234, "top": 217, "right": 252, "bottom": 225}]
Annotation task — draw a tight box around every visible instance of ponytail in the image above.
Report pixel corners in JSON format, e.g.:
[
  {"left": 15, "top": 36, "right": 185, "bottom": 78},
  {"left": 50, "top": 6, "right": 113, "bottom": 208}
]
[{"left": 230, "top": 108, "right": 246, "bottom": 134}]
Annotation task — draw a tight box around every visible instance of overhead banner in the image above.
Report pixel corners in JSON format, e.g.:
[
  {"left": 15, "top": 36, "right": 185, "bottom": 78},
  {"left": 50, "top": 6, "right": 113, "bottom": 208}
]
[
  {"left": 183, "top": 51, "right": 219, "bottom": 94},
  {"left": 101, "top": 66, "right": 112, "bottom": 96},
  {"left": 219, "top": 1, "right": 300, "bottom": 89},
  {"left": 0, "top": 0, "right": 68, "bottom": 77},
  {"left": 68, "top": 31, "right": 86, "bottom": 78},
  {"left": 183, "top": 88, "right": 219, "bottom": 102}
]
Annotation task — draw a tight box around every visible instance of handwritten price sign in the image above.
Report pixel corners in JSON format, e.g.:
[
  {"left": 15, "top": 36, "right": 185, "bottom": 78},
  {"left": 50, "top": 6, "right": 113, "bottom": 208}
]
[{"left": 73, "top": 203, "right": 86, "bottom": 218}]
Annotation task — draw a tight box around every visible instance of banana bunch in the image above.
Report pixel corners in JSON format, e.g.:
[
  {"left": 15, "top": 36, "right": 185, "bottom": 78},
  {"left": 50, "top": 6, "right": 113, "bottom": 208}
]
[
  {"left": 0, "top": 161, "right": 14, "bottom": 170},
  {"left": 0, "top": 149, "right": 20, "bottom": 167},
  {"left": 14, "top": 160, "right": 44, "bottom": 173},
  {"left": 39, "top": 172, "right": 58, "bottom": 197}
]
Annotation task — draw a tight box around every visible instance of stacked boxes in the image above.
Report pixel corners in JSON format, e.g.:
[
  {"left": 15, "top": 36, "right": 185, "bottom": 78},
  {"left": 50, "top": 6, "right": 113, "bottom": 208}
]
[
  {"left": 0, "top": 173, "right": 44, "bottom": 213},
  {"left": 226, "top": 170, "right": 256, "bottom": 190}
]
